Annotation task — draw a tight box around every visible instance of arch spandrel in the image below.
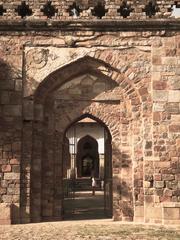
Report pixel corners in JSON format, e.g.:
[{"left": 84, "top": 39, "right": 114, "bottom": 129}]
[
  {"left": 24, "top": 50, "right": 116, "bottom": 97},
  {"left": 25, "top": 53, "right": 141, "bottom": 110}
]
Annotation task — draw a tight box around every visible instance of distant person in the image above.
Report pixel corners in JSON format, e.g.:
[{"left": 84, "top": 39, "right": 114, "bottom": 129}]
[
  {"left": 101, "top": 178, "right": 104, "bottom": 190},
  {"left": 92, "top": 176, "right": 96, "bottom": 196}
]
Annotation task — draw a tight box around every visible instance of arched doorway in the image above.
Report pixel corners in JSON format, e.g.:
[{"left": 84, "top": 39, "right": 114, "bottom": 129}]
[
  {"left": 76, "top": 135, "right": 99, "bottom": 178},
  {"left": 25, "top": 56, "right": 134, "bottom": 223},
  {"left": 62, "top": 115, "right": 112, "bottom": 220}
]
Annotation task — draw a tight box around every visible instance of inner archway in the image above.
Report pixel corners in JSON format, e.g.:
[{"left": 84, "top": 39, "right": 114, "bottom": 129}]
[
  {"left": 63, "top": 115, "right": 112, "bottom": 220},
  {"left": 77, "top": 135, "right": 99, "bottom": 178}
]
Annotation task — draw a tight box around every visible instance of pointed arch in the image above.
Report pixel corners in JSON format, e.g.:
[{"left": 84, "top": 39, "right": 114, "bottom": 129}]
[
  {"left": 63, "top": 113, "right": 112, "bottom": 143},
  {"left": 34, "top": 56, "right": 117, "bottom": 102},
  {"left": 33, "top": 55, "right": 142, "bottom": 111},
  {"left": 76, "top": 135, "right": 99, "bottom": 178}
]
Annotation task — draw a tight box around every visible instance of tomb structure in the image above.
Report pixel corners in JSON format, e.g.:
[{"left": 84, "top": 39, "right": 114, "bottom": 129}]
[{"left": 0, "top": 0, "right": 180, "bottom": 224}]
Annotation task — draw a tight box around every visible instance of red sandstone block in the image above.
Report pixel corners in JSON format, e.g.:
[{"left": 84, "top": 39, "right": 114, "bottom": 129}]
[
  {"left": 0, "top": 203, "right": 11, "bottom": 225},
  {"left": 169, "top": 125, "right": 180, "bottom": 132},
  {"left": 165, "top": 49, "right": 176, "bottom": 57},
  {"left": 154, "top": 174, "right": 162, "bottom": 181},
  {"left": 154, "top": 181, "right": 164, "bottom": 188},
  {"left": 152, "top": 55, "right": 162, "bottom": 65},
  {"left": 160, "top": 196, "right": 172, "bottom": 202},
  {"left": 153, "top": 81, "right": 167, "bottom": 90},
  {"left": 131, "top": 98, "right": 140, "bottom": 105},
  {"left": 169, "top": 151, "right": 178, "bottom": 157},
  {"left": 10, "top": 159, "right": 19, "bottom": 164},
  {"left": 162, "top": 174, "right": 175, "bottom": 181},
  {"left": 139, "top": 87, "right": 148, "bottom": 96},
  {"left": 153, "top": 112, "right": 161, "bottom": 121},
  {"left": 2, "top": 165, "right": 11, "bottom": 172},
  {"left": 0, "top": 219, "right": 11, "bottom": 224}
]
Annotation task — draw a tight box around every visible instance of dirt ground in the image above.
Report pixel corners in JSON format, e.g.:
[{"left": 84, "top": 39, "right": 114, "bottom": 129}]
[{"left": 0, "top": 220, "right": 180, "bottom": 240}]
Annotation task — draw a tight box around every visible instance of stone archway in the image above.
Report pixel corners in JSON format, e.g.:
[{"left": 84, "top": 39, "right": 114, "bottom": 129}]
[
  {"left": 62, "top": 114, "right": 113, "bottom": 219},
  {"left": 21, "top": 55, "right": 144, "bottom": 223}
]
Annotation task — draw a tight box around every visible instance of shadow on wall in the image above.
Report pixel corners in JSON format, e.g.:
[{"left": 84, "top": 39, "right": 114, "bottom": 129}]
[
  {"left": 0, "top": 58, "right": 22, "bottom": 86},
  {"left": 0, "top": 59, "right": 12, "bottom": 80},
  {"left": 0, "top": 59, "right": 24, "bottom": 224},
  {"left": 112, "top": 147, "right": 134, "bottom": 220}
]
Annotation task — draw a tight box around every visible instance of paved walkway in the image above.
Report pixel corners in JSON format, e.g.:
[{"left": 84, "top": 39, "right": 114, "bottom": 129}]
[{"left": 0, "top": 220, "right": 180, "bottom": 240}]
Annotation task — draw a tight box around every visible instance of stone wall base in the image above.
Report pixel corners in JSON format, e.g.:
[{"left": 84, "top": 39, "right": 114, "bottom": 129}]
[
  {"left": 1, "top": 203, "right": 180, "bottom": 225},
  {"left": 0, "top": 203, "right": 11, "bottom": 225},
  {"left": 134, "top": 203, "right": 180, "bottom": 225}
]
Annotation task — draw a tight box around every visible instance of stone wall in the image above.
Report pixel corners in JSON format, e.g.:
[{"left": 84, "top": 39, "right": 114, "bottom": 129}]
[{"left": 0, "top": 17, "right": 179, "bottom": 224}]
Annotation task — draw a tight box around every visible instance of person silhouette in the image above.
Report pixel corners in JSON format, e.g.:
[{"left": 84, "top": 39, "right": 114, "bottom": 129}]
[{"left": 91, "top": 169, "right": 96, "bottom": 195}]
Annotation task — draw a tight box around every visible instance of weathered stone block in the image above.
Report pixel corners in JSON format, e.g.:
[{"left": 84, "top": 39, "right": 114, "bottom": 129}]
[
  {"left": 163, "top": 189, "right": 173, "bottom": 197},
  {"left": 0, "top": 81, "right": 14, "bottom": 90},
  {"left": 162, "top": 174, "right": 175, "bottom": 181},
  {"left": 2, "top": 195, "right": 12, "bottom": 203},
  {"left": 153, "top": 102, "right": 165, "bottom": 112},
  {"left": 15, "top": 80, "right": 22, "bottom": 91},
  {"left": 171, "top": 115, "right": 180, "bottom": 122},
  {"left": 10, "top": 159, "right": 19, "bottom": 165},
  {"left": 162, "top": 57, "right": 177, "bottom": 65},
  {"left": 169, "top": 125, "right": 180, "bottom": 132},
  {"left": 3, "top": 105, "right": 22, "bottom": 116},
  {"left": 169, "top": 77, "right": 180, "bottom": 90},
  {"left": 0, "top": 203, "right": 11, "bottom": 224},
  {"left": 1, "top": 180, "right": 8, "bottom": 188},
  {"left": 134, "top": 206, "right": 144, "bottom": 218},
  {"left": 12, "top": 165, "right": 20, "bottom": 173},
  {"left": 153, "top": 90, "right": 168, "bottom": 102},
  {"left": 23, "top": 99, "right": 34, "bottom": 120},
  {"left": 2, "top": 165, "right": 11, "bottom": 172},
  {"left": 153, "top": 112, "right": 161, "bottom": 121},
  {"left": 153, "top": 81, "right": 167, "bottom": 90},
  {"left": 168, "top": 90, "right": 180, "bottom": 102},
  {"left": 12, "top": 142, "right": 21, "bottom": 151},
  {"left": 152, "top": 72, "right": 161, "bottom": 81},
  {"left": 144, "top": 181, "right": 151, "bottom": 188},
  {"left": 154, "top": 174, "right": 162, "bottom": 181},
  {"left": 145, "top": 206, "right": 162, "bottom": 220},
  {"left": 166, "top": 103, "right": 179, "bottom": 114},
  {"left": 145, "top": 195, "right": 154, "bottom": 203},
  {"left": 164, "top": 208, "right": 180, "bottom": 220},
  {"left": 34, "top": 104, "right": 43, "bottom": 121},
  {"left": 154, "top": 181, "right": 164, "bottom": 189},
  {"left": 1, "top": 91, "right": 10, "bottom": 104},
  {"left": 152, "top": 55, "right": 162, "bottom": 65},
  {"left": 4, "top": 173, "right": 20, "bottom": 180}
]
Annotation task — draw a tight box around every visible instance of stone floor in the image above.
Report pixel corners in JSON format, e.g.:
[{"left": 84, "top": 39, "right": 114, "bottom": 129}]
[
  {"left": 0, "top": 220, "right": 180, "bottom": 240},
  {"left": 64, "top": 190, "right": 107, "bottom": 220}
]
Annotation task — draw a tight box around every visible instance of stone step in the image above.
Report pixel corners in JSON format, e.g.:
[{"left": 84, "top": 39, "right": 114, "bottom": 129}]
[{"left": 63, "top": 178, "right": 102, "bottom": 191}]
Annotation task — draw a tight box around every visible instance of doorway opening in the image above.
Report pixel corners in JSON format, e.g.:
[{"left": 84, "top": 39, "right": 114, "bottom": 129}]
[
  {"left": 77, "top": 135, "right": 99, "bottom": 178},
  {"left": 62, "top": 115, "right": 112, "bottom": 220}
]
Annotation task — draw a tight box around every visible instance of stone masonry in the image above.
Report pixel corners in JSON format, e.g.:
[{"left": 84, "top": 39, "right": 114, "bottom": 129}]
[{"left": 0, "top": 0, "right": 180, "bottom": 225}]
